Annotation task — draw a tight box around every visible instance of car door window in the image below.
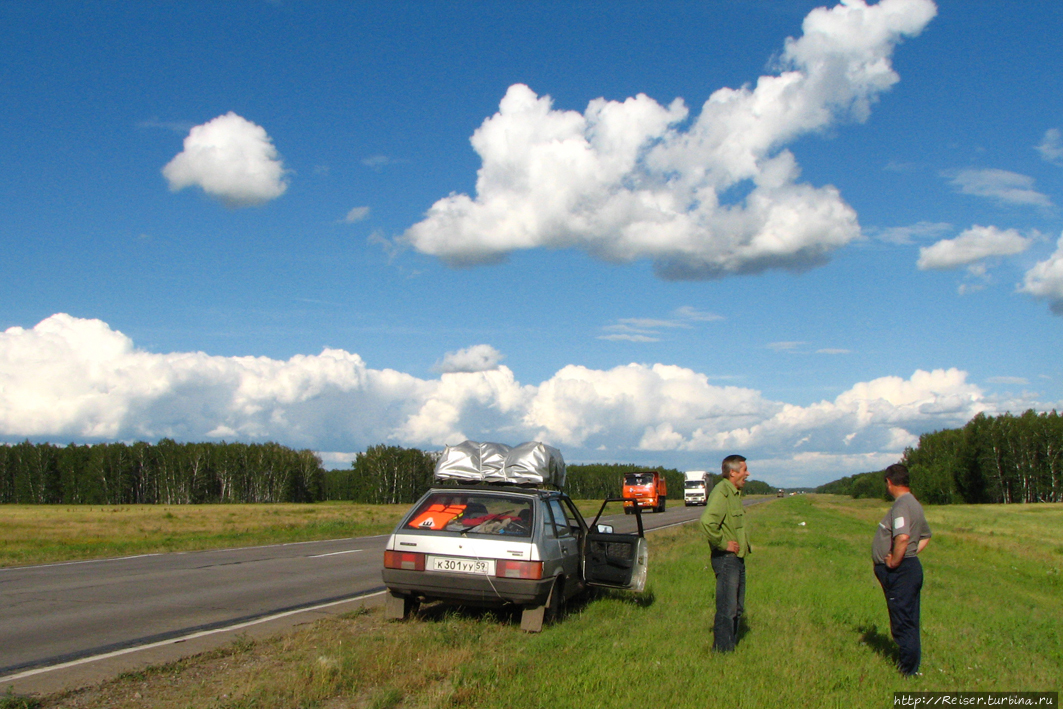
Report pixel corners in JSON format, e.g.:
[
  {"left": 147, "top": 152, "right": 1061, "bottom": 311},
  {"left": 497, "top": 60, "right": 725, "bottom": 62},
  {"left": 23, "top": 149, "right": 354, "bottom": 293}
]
[
  {"left": 542, "top": 501, "right": 557, "bottom": 538},
  {"left": 559, "top": 498, "right": 584, "bottom": 535},
  {"left": 548, "top": 500, "right": 572, "bottom": 538}
]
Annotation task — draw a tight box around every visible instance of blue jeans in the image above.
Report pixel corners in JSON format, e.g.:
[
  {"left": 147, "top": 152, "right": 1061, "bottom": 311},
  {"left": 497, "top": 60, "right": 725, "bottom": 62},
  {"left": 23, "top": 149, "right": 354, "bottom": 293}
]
[
  {"left": 711, "top": 552, "right": 745, "bottom": 652},
  {"left": 875, "top": 557, "right": 923, "bottom": 675}
]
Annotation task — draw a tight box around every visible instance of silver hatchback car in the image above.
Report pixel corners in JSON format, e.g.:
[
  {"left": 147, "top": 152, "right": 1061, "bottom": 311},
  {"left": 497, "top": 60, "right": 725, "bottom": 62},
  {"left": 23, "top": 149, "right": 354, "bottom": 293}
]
[{"left": 382, "top": 484, "right": 647, "bottom": 631}]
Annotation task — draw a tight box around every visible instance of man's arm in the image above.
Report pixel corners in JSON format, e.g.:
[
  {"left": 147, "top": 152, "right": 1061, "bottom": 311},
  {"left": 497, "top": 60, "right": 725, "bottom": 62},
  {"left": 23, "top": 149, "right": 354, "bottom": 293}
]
[
  {"left": 699, "top": 493, "right": 726, "bottom": 550},
  {"left": 916, "top": 537, "right": 930, "bottom": 554},
  {"left": 885, "top": 533, "right": 910, "bottom": 569}
]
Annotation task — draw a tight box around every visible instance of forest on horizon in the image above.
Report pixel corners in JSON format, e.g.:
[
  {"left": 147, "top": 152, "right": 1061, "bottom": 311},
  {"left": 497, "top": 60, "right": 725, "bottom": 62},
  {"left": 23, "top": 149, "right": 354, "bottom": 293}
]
[
  {"left": 815, "top": 410, "right": 1062, "bottom": 504},
  {"left": 0, "top": 439, "right": 774, "bottom": 505}
]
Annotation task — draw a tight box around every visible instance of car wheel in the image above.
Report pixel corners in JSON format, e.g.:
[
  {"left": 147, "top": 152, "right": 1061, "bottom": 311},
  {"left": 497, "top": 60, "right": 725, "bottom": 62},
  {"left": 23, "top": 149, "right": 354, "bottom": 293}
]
[{"left": 547, "top": 578, "right": 567, "bottom": 625}]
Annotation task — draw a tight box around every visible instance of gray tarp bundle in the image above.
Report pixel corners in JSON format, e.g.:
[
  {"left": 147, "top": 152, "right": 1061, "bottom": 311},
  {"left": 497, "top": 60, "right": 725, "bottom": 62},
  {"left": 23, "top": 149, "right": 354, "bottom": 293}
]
[{"left": 434, "top": 440, "right": 566, "bottom": 487}]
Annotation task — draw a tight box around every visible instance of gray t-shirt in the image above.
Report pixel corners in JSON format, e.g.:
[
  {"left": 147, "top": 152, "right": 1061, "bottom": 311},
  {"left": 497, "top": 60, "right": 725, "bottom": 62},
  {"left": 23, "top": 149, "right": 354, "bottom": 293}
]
[{"left": 871, "top": 492, "right": 931, "bottom": 564}]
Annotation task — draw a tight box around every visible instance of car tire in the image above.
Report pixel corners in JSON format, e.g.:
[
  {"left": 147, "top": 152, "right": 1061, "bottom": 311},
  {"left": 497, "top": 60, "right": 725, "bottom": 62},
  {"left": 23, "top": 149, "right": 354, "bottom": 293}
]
[{"left": 547, "top": 578, "right": 567, "bottom": 625}]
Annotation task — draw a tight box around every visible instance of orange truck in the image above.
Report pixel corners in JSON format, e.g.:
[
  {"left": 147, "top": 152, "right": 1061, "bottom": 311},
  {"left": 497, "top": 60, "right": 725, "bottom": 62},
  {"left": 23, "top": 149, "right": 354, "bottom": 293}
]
[{"left": 622, "top": 470, "right": 668, "bottom": 513}]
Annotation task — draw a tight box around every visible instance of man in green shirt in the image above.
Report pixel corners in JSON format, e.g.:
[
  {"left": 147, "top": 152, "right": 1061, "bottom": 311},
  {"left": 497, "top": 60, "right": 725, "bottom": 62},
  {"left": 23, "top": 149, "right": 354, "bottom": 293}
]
[{"left": 700, "top": 454, "right": 751, "bottom": 652}]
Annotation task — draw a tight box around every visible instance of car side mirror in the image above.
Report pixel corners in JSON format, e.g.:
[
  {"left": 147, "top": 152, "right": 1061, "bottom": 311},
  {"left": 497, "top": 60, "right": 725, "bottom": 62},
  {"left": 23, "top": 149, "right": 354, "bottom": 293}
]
[{"left": 596, "top": 524, "right": 614, "bottom": 534}]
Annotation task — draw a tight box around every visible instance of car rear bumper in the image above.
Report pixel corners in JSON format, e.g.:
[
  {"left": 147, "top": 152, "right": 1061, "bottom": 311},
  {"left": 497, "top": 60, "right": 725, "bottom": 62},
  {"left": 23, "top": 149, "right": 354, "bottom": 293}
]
[{"left": 382, "top": 569, "right": 555, "bottom": 607}]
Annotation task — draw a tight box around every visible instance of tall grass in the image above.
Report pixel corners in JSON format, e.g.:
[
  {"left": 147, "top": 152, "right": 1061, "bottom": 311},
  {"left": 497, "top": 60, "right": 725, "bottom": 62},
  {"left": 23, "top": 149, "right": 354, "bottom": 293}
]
[{"left": 19, "top": 496, "right": 1063, "bottom": 708}]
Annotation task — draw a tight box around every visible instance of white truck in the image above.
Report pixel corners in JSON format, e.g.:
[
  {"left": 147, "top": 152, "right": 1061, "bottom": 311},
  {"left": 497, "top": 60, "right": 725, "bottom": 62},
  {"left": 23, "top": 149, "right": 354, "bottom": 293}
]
[{"left": 683, "top": 470, "right": 709, "bottom": 506}]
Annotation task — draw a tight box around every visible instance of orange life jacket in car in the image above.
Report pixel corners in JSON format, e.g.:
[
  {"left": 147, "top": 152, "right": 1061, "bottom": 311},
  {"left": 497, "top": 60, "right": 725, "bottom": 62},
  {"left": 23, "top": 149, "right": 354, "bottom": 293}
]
[{"left": 408, "top": 504, "right": 467, "bottom": 530}]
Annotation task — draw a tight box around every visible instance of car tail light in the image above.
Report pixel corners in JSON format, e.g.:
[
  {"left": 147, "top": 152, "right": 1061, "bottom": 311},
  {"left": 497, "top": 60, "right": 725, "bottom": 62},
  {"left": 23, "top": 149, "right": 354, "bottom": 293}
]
[
  {"left": 495, "top": 560, "right": 543, "bottom": 580},
  {"left": 383, "top": 550, "right": 425, "bottom": 571}
]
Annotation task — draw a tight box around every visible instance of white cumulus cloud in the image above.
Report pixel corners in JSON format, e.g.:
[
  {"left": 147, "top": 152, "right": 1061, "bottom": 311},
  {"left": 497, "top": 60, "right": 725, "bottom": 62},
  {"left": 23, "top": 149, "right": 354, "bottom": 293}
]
[
  {"left": 673, "top": 306, "right": 724, "bottom": 322},
  {"left": 344, "top": 206, "right": 370, "bottom": 223},
  {"left": 0, "top": 314, "right": 424, "bottom": 448},
  {"left": 917, "top": 225, "right": 1032, "bottom": 270},
  {"left": 2, "top": 314, "right": 1047, "bottom": 484},
  {"left": 403, "top": 0, "right": 936, "bottom": 280},
  {"left": 162, "top": 112, "right": 288, "bottom": 207},
  {"left": 672, "top": 368, "right": 988, "bottom": 456},
  {"left": 870, "top": 221, "right": 952, "bottom": 245},
  {"left": 1036, "top": 128, "right": 1063, "bottom": 165},
  {"left": 1020, "top": 234, "right": 1063, "bottom": 315},
  {"left": 433, "top": 345, "right": 505, "bottom": 373},
  {"left": 768, "top": 341, "right": 806, "bottom": 352},
  {"left": 947, "top": 168, "right": 1052, "bottom": 208},
  {"left": 986, "top": 376, "right": 1028, "bottom": 386},
  {"left": 598, "top": 306, "right": 723, "bottom": 342}
]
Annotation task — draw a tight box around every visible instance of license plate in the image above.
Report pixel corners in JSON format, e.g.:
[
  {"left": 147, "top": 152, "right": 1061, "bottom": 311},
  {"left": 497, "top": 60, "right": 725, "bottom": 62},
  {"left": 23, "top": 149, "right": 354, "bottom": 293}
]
[{"left": 429, "top": 556, "right": 495, "bottom": 575}]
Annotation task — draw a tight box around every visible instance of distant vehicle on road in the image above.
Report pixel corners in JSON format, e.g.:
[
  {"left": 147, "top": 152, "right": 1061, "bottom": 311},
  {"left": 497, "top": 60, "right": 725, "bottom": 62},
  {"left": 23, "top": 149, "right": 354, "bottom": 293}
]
[
  {"left": 777, "top": 489, "right": 785, "bottom": 497},
  {"left": 623, "top": 470, "right": 668, "bottom": 513},
  {"left": 683, "top": 470, "right": 709, "bottom": 506}
]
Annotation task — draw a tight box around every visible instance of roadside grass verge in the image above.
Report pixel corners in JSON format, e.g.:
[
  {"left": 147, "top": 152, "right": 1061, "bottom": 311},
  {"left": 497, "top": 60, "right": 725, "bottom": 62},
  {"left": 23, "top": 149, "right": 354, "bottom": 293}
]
[
  {"left": 0, "top": 503, "right": 410, "bottom": 568},
  {"left": 20, "top": 495, "right": 1061, "bottom": 708}
]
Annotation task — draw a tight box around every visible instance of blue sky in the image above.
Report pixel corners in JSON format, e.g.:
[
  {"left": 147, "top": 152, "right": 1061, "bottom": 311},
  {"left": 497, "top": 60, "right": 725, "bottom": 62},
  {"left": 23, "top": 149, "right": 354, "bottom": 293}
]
[{"left": 2, "top": 0, "right": 1062, "bottom": 487}]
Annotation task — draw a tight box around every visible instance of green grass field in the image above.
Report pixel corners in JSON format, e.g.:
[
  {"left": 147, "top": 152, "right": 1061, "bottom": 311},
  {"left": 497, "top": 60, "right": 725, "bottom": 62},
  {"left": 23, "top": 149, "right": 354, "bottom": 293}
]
[
  {"left": 7, "top": 495, "right": 1062, "bottom": 709},
  {"left": 0, "top": 502, "right": 411, "bottom": 568}
]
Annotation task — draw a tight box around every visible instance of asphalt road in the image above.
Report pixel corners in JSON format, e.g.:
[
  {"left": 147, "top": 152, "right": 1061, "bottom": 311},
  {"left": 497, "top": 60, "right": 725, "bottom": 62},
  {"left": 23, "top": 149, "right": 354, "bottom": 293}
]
[
  {"left": 0, "top": 535, "right": 392, "bottom": 677},
  {"left": 0, "top": 498, "right": 738, "bottom": 686}
]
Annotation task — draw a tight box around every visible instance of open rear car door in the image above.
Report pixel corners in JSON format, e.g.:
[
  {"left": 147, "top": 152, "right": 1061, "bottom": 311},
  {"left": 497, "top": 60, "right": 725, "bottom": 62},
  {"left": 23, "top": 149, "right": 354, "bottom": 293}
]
[{"left": 583, "top": 497, "right": 648, "bottom": 592}]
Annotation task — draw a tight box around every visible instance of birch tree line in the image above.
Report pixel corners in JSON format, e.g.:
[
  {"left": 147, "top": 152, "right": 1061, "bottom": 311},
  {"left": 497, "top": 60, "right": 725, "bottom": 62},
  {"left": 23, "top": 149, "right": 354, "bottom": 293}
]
[
  {"left": 0, "top": 440, "right": 325, "bottom": 504},
  {"left": 817, "top": 410, "right": 1063, "bottom": 504},
  {"left": 322, "top": 444, "right": 436, "bottom": 504},
  {"left": 903, "top": 410, "right": 1063, "bottom": 504}
]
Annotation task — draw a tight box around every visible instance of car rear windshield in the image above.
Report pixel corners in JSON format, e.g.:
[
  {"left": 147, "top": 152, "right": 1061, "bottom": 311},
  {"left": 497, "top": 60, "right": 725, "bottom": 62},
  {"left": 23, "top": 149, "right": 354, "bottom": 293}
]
[
  {"left": 404, "top": 492, "right": 534, "bottom": 537},
  {"left": 624, "top": 473, "right": 655, "bottom": 486}
]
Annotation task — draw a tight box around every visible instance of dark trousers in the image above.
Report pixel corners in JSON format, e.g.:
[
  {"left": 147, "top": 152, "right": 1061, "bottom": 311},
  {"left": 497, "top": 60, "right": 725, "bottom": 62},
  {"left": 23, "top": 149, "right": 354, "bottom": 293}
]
[
  {"left": 874, "top": 557, "right": 923, "bottom": 675},
  {"left": 711, "top": 552, "right": 745, "bottom": 652}
]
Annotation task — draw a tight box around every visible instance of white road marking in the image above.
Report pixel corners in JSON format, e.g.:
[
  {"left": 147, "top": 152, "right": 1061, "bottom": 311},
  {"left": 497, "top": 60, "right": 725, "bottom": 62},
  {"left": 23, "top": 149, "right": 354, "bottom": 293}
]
[
  {"left": 0, "top": 554, "right": 162, "bottom": 572},
  {"left": 3, "top": 535, "right": 391, "bottom": 572},
  {"left": 309, "top": 549, "right": 363, "bottom": 558},
  {"left": 647, "top": 519, "right": 697, "bottom": 532},
  {"left": 0, "top": 591, "right": 386, "bottom": 684}
]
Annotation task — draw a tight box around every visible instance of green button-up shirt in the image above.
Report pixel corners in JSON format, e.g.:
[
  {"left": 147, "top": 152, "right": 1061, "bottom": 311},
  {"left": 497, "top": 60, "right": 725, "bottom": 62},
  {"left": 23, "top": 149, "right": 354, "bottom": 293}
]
[{"left": 699, "top": 478, "right": 751, "bottom": 558}]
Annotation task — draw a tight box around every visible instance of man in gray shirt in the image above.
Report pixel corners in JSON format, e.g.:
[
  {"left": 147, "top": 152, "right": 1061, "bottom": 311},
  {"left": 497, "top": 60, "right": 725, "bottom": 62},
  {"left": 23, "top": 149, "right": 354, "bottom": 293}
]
[{"left": 872, "top": 463, "right": 931, "bottom": 676}]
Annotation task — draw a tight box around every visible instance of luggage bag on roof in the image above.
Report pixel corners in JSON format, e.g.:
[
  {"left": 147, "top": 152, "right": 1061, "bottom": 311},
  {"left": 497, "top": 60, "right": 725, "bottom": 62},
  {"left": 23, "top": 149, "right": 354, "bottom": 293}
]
[{"left": 434, "top": 440, "right": 566, "bottom": 487}]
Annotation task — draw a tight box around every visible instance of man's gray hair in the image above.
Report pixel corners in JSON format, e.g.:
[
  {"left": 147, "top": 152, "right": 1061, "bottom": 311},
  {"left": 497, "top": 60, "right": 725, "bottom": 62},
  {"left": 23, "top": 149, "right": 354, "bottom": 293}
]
[{"left": 721, "top": 454, "right": 747, "bottom": 478}]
